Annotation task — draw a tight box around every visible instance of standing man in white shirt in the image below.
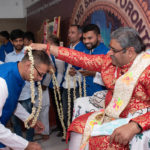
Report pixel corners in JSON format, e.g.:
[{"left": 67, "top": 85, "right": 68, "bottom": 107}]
[
  {"left": 61, "top": 25, "right": 87, "bottom": 135},
  {"left": 5, "top": 29, "right": 34, "bottom": 141}
]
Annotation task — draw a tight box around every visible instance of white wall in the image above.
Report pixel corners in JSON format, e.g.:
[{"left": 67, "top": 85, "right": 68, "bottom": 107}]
[
  {"left": 0, "top": 0, "right": 25, "bottom": 18},
  {"left": 23, "top": 0, "right": 40, "bottom": 8},
  {"left": 0, "top": 0, "right": 40, "bottom": 18},
  {"left": 23, "top": 0, "right": 40, "bottom": 17}
]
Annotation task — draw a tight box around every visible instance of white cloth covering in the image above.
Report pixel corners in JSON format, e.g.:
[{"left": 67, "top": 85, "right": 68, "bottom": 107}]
[
  {"left": 93, "top": 72, "right": 104, "bottom": 86},
  {"left": 72, "top": 96, "right": 99, "bottom": 121}
]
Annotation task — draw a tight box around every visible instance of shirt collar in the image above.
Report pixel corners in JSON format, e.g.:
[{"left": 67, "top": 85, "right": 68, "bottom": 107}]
[
  {"left": 90, "top": 42, "right": 101, "bottom": 53},
  {"left": 12, "top": 47, "right": 25, "bottom": 55},
  {"left": 70, "top": 41, "right": 80, "bottom": 49}
]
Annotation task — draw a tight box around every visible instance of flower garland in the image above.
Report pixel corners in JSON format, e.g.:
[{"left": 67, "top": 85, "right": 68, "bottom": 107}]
[
  {"left": 73, "top": 76, "right": 77, "bottom": 100},
  {"left": 51, "top": 70, "right": 66, "bottom": 139},
  {"left": 67, "top": 70, "right": 87, "bottom": 128},
  {"left": 51, "top": 69, "right": 61, "bottom": 101},
  {"left": 24, "top": 46, "right": 42, "bottom": 129},
  {"left": 78, "top": 75, "right": 82, "bottom": 97},
  {"left": 83, "top": 76, "right": 87, "bottom": 97},
  {"left": 67, "top": 71, "right": 71, "bottom": 128}
]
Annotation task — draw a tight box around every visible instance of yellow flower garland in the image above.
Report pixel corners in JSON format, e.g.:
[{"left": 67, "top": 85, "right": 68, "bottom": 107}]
[{"left": 24, "top": 46, "right": 42, "bottom": 129}]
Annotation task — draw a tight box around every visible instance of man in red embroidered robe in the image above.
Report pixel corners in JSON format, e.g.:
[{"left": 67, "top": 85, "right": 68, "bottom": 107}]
[{"left": 30, "top": 27, "right": 150, "bottom": 150}]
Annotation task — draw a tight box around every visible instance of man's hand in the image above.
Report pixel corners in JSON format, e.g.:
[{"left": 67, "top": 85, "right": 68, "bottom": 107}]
[
  {"left": 109, "top": 122, "right": 141, "bottom": 146},
  {"left": 33, "top": 120, "right": 45, "bottom": 134},
  {"left": 69, "top": 67, "right": 77, "bottom": 76},
  {"left": 79, "top": 70, "right": 96, "bottom": 76},
  {"left": 30, "top": 43, "right": 47, "bottom": 51},
  {"left": 25, "top": 142, "right": 42, "bottom": 150}
]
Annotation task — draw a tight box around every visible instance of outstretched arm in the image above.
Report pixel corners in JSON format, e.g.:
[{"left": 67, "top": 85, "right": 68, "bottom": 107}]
[{"left": 30, "top": 43, "right": 106, "bottom": 72}]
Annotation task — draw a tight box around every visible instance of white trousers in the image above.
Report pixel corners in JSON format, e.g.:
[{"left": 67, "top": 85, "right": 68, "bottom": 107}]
[
  {"left": 37, "top": 88, "right": 50, "bottom": 135},
  {"left": 69, "top": 132, "right": 88, "bottom": 150}
]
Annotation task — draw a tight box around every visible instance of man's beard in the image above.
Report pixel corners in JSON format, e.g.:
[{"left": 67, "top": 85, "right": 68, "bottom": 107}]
[
  {"left": 85, "top": 40, "right": 99, "bottom": 50},
  {"left": 14, "top": 45, "right": 24, "bottom": 51}
]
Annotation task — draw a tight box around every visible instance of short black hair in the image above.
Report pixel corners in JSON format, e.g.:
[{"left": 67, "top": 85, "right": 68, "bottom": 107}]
[
  {"left": 82, "top": 24, "right": 100, "bottom": 35},
  {"left": 24, "top": 31, "right": 35, "bottom": 42},
  {"left": 0, "top": 31, "right": 10, "bottom": 40},
  {"left": 47, "top": 35, "right": 60, "bottom": 46},
  {"left": 10, "top": 29, "right": 24, "bottom": 41},
  {"left": 70, "top": 24, "right": 82, "bottom": 33},
  {"left": 22, "top": 50, "right": 51, "bottom": 66}
]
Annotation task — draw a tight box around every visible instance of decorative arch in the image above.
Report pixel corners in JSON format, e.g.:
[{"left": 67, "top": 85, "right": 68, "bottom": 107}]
[{"left": 70, "top": 0, "right": 150, "bottom": 47}]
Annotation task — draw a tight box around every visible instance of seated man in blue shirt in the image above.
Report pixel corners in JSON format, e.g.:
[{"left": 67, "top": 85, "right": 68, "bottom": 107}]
[{"left": 0, "top": 31, "right": 13, "bottom": 62}]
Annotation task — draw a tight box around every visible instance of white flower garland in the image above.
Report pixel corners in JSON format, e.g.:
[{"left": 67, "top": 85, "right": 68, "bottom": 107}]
[
  {"left": 24, "top": 46, "right": 42, "bottom": 129},
  {"left": 67, "top": 70, "right": 87, "bottom": 128},
  {"left": 51, "top": 70, "right": 66, "bottom": 139},
  {"left": 67, "top": 73, "right": 71, "bottom": 128},
  {"left": 73, "top": 76, "right": 77, "bottom": 100},
  {"left": 83, "top": 76, "right": 87, "bottom": 97},
  {"left": 78, "top": 75, "right": 82, "bottom": 98}
]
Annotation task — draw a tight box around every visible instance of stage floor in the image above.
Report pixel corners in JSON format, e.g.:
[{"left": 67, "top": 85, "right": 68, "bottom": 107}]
[{"left": 36, "top": 131, "right": 68, "bottom": 150}]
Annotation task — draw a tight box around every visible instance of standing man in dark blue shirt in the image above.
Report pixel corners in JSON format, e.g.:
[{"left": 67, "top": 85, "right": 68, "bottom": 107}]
[{"left": 79, "top": 24, "right": 109, "bottom": 96}]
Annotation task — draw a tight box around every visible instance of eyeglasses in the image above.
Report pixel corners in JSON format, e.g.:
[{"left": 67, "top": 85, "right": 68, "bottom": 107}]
[
  {"left": 109, "top": 45, "right": 126, "bottom": 53},
  {"left": 34, "top": 65, "right": 44, "bottom": 78}
]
